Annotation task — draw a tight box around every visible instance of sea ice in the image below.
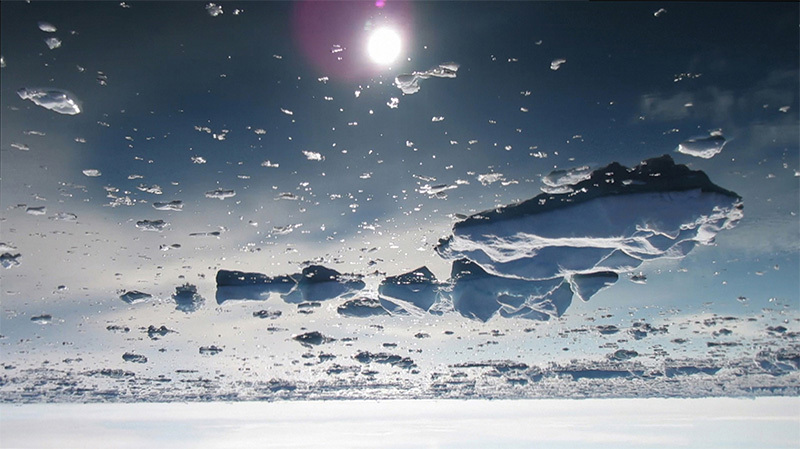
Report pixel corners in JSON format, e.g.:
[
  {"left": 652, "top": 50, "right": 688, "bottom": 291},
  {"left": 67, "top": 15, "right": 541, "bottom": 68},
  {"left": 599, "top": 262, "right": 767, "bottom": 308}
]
[
  {"left": 135, "top": 219, "right": 168, "bottom": 232},
  {"left": 395, "top": 62, "right": 459, "bottom": 95},
  {"left": 379, "top": 267, "right": 443, "bottom": 313},
  {"left": 26, "top": 206, "right": 46, "bottom": 215},
  {"left": 1, "top": 253, "right": 22, "bottom": 268},
  {"left": 119, "top": 290, "right": 153, "bottom": 304},
  {"left": 550, "top": 58, "right": 566, "bottom": 70},
  {"left": 30, "top": 314, "right": 52, "bottom": 324},
  {"left": 205, "top": 3, "right": 222, "bottom": 16},
  {"left": 17, "top": 88, "right": 81, "bottom": 115},
  {"left": 173, "top": 283, "right": 204, "bottom": 313},
  {"left": 337, "top": 297, "right": 389, "bottom": 317},
  {"left": 122, "top": 352, "right": 148, "bottom": 363},
  {"left": 82, "top": 169, "right": 102, "bottom": 177},
  {"left": 44, "top": 37, "right": 61, "bottom": 49},
  {"left": 38, "top": 22, "right": 57, "bottom": 32},
  {"left": 205, "top": 188, "right": 236, "bottom": 200},
  {"left": 541, "top": 165, "right": 593, "bottom": 194},
  {"left": 676, "top": 132, "right": 727, "bottom": 159}
]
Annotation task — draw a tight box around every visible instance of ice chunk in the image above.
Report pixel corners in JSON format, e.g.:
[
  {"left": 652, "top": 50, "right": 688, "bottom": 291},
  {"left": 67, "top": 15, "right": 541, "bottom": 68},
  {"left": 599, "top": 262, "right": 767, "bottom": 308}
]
[
  {"left": 199, "top": 345, "right": 223, "bottom": 355},
  {"left": 379, "top": 266, "right": 442, "bottom": 312},
  {"left": 550, "top": 58, "right": 566, "bottom": 70},
  {"left": 541, "top": 165, "right": 593, "bottom": 194},
  {"left": 119, "top": 290, "right": 152, "bottom": 304},
  {"left": 419, "top": 183, "right": 457, "bottom": 199},
  {"left": 215, "top": 270, "right": 296, "bottom": 304},
  {"left": 38, "top": 22, "right": 57, "bottom": 32},
  {"left": 173, "top": 283, "right": 204, "bottom": 313},
  {"left": 1, "top": 253, "right": 22, "bottom": 268},
  {"left": 302, "top": 150, "right": 324, "bottom": 161},
  {"left": 122, "top": 352, "right": 148, "bottom": 363},
  {"left": 17, "top": 88, "right": 81, "bottom": 115},
  {"left": 337, "top": 297, "right": 389, "bottom": 317},
  {"left": 395, "top": 62, "right": 459, "bottom": 95},
  {"left": 654, "top": 8, "right": 667, "bottom": 17},
  {"left": 477, "top": 173, "right": 504, "bottom": 186},
  {"left": 26, "top": 206, "right": 46, "bottom": 215},
  {"left": 283, "top": 265, "right": 365, "bottom": 303},
  {"left": 191, "top": 156, "right": 206, "bottom": 164},
  {"left": 146, "top": 325, "right": 175, "bottom": 340},
  {"left": 82, "top": 169, "right": 102, "bottom": 177},
  {"left": 293, "top": 331, "right": 335, "bottom": 347},
  {"left": 30, "top": 314, "right": 52, "bottom": 324},
  {"left": 137, "top": 184, "right": 163, "bottom": 195},
  {"left": 253, "top": 309, "right": 282, "bottom": 319},
  {"left": 205, "top": 3, "right": 223, "bottom": 16},
  {"left": 44, "top": 37, "right": 61, "bottom": 50},
  {"left": 676, "top": 132, "right": 727, "bottom": 159},
  {"left": 568, "top": 271, "right": 618, "bottom": 302},
  {"left": 153, "top": 200, "right": 183, "bottom": 211},
  {"left": 49, "top": 212, "right": 78, "bottom": 221},
  {"left": 11, "top": 143, "right": 30, "bottom": 151},
  {"left": 354, "top": 351, "right": 416, "bottom": 369},
  {"left": 205, "top": 188, "right": 236, "bottom": 200},
  {"left": 135, "top": 219, "right": 168, "bottom": 232}
]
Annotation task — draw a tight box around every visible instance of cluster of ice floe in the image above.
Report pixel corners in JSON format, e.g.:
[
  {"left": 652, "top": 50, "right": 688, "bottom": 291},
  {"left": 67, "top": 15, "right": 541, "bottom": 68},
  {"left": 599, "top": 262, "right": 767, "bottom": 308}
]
[{"left": 209, "top": 156, "right": 743, "bottom": 323}]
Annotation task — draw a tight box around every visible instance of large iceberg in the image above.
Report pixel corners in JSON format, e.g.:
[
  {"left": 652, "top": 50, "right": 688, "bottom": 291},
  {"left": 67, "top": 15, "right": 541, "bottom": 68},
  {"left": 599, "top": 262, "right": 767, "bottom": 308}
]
[{"left": 17, "top": 88, "right": 81, "bottom": 115}]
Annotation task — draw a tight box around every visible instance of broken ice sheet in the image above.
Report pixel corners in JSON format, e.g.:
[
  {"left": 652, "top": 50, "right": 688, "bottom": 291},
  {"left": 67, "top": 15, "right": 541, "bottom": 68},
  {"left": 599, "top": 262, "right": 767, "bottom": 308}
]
[
  {"left": 676, "top": 132, "right": 727, "bottom": 159},
  {"left": 205, "top": 188, "right": 236, "bottom": 200},
  {"left": 17, "top": 88, "right": 81, "bottom": 115},
  {"left": 395, "top": 62, "right": 459, "bottom": 95}
]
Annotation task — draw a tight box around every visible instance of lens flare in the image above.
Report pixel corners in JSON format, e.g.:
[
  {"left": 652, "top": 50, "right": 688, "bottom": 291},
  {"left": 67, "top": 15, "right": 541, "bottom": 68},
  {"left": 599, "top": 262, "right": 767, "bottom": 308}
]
[{"left": 367, "top": 27, "right": 401, "bottom": 65}]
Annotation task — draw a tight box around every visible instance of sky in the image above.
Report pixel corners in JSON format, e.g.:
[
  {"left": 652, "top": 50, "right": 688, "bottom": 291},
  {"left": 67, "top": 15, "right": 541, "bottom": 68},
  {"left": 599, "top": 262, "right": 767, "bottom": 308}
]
[{"left": 0, "top": 0, "right": 798, "bottom": 411}]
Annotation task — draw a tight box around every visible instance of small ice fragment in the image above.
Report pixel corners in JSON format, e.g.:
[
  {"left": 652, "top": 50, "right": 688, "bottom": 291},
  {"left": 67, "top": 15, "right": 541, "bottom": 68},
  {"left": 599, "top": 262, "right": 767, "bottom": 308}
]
[
  {"left": 38, "top": 21, "right": 57, "bottom": 32},
  {"left": 676, "top": 133, "right": 727, "bottom": 159},
  {"left": 477, "top": 173, "right": 504, "bottom": 186},
  {"left": 82, "top": 169, "right": 101, "bottom": 177},
  {"left": 261, "top": 160, "right": 279, "bottom": 168},
  {"left": 541, "top": 166, "right": 593, "bottom": 194},
  {"left": 173, "top": 283, "right": 204, "bottom": 313},
  {"left": 0, "top": 243, "right": 17, "bottom": 252},
  {"left": 199, "top": 345, "right": 223, "bottom": 355},
  {"left": 253, "top": 309, "right": 282, "bottom": 319},
  {"left": 205, "top": 3, "right": 223, "bottom": 16},
  {"left": 122, "top": 352, "right": 147, "bottom": 363},
  {"left": 50, "top": 212, "right": 77, "bottom": 221},
  {"left": 387, "top": 97, "right": 399, "bottom": 108},
  {"left": 0, "top": 56, "right": 5, "bottom": 68},
  {"left": 302, "top": 150, "right": 324, "bottom": 161},
  {"left": 550, "top": 58, "right": 566, "bottom": 70},
  {"left": 654, "top": 8, "right": 667, "bottom": 17},
  {"left": 119, "top": 290, "right": 152, "bottom": 304},
  {"left": 395, "top": 62, "right": 459, "bottom": 95},
  {"left": 630, "top": 273, "right": 647, "bottom": 284},
  {"left": 135, "top": 219, "right": 168, "bottom": 232},
  {"left": 778, "top": 106, "right": 790, "bottom": 113},
  {"left": 17, "top": 88, "right": 81, "bottom": 115},
  {"left": 11, "top": 143, "right": 30, "bottom": 151},
  {"left": 431, "top": 116, "right": 444, "bottom": 122},
  {"left": 44, "top": 37, "right": 61, "bottom": 50},
  {"left": 1, "top": 253, "right": 21, "bottom": 269},
  {"left": 153, "top": 200, "right": 183, "bottom": 211},
  {"left": 276, "top": 192, "right": 299, "bottom": 201},
  {"left": 26, "top": 206, "right": 46, "bottom": 215},
  {"left": 205, "top": 188, "right": 236, "bottom": 200},
  {"left": 191, "top": 156, "right": 207, "bottom": 164},
  {"left": 136, "top": 184, "right": 163, "bottom": 195},
  {"left": 30, "top": 314, "right": 52, "bottom": 324},
  {"left": 281, "top": 108, "right": 294, "bottom": 116}
]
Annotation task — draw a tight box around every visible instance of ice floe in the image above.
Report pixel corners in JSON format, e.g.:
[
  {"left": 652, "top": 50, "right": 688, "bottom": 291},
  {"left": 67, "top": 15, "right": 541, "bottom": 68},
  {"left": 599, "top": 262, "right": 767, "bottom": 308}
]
[
  {"left": 38, "top": 21, "right": 57, "bottom": 32},
  {"left": 44, "top": 37, "right": 61, "bottom": 50},
  {"left": 205, "top": 188, "right": 236, "bottom": 200},
  {"left": 17, "top": 88, "right": 81, "bottom": 115},
  {"left": 550, "top": 58, "right": 566, "bottom": 70},
  {"left": 153, "top": 200, "right": 183, "bottom": 211},
  {"left": 135, "top": 219, "right": 168, "bottom": 232},
  {"left": 395, "top": 62, "right": 459, "bottom": 95},
  {"left": 541, "top": 165, "right": 593, "bottom": 194},
  {"left": 1, "top": 253, "right": 22, "bottom": 268},
  {"left": 676, "top": 132, "right": 727, "bottom": 159},
  {"left": 173, "top": 283, "right": 204, "bottom": 313},
  {"left": 119, "top": 290, "right": 153, "bottom": 304}
]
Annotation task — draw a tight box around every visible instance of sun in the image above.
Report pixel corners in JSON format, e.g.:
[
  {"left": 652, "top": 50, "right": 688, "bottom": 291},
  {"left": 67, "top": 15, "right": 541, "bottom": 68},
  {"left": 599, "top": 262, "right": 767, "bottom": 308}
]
[{"left": 367, "top": 27, "right": 402, "bottom": 65}]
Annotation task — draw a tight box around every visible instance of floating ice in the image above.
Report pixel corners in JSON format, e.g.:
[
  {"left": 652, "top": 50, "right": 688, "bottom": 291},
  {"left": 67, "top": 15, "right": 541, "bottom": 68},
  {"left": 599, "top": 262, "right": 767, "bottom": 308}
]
[
  {"left": 337, "top": 297, "right": 389, "bottom": 317},
  {"left": 354, "top": 351, "right": 416, "bottom": 369},
  {"left": 550, "top": 58, "right": 566, "bottom": 70},
  {"left": 30, "top": 314, "right": 52, "bottom": 324},
  {"left": 395, "top": 62, "right": 459, "bottom": 95},
  {"left": 17, "top": 88, "right": 81, "bottom": 115},
  {"left": 122, "top": 352, "right": 147, "bottom": 363},
  {"left": 654, "top": 8, "right": 667, "bottom": 17},
  {"left": 11, "top": 143, "right": 30, "bottom": 151},
  {"left": 44, "top": 37, "right": 61, "bottom": 50},
  {"left": 261, "top": 160, "right": 279, "bottom": 168},
  {"left": 189, "top": 231, "right": 221, "bottom": 238},
  {"left": 436, "top": 155, "right": 742, "bottom": 318},
  {"left": 153, "top": 200, "right": 183, "bottom": 211},
  {"left": 146, "top": 325, "right": 175, "bottom": 340},
  {"left": 477, "top": 172, "right": 504, "bottom": 186},
  {"left": 302, "top": 150, "right": 324, "bottom": 161},
  {"left": 205, "top": 3, "right": 223, "bottom": 16},
  {"left": 1, "top": 253, "right": 21, "bottom": 268},
  {"left": 293, "top": 331, "right": 335, "bottom": 347},
  {"left": 137, "top": 184, "right": 163, "bottom": 195},
  {"left": 26, "top": 206, "right": 46, "bottom": 215},
  {"left": 215, "top": 270, "right": 296, "bottom": 303},
  {"left": 191, "top": 156, "right": 207, "bottom": 164},
  {"left": 135, "top": 219, "right": 168, "bottom": 232},
  {"left": 38, "top": 21, "right": 57, "bottom": 32},
  {"left": 199, "top": 345, "right": 223, "bottom": 355},
  {"left": 205, "top": 188, "right": 236, "bottom": 200},
  {"left": 379, "top": 267, "right": 443, "bottom": 314},
  {"left": 49, "top": 212, "right": 78, "bottom": 221},
  {"left": 173, "top": 283, "right": 204, "bottom": 313},
  {"left": 676, "top": 132, "right": 727, "bottom": 159},
  {"left": 419, "top": 183, "right": 458, "bottom": 199},
  {"left": 0, "top": 56, "right": 4, "bottom": 68},
  {"left": 541, "top": 166, "right": 593, "bottom": 194},
  {"left": 82, "top": 169, "right": 101, "bottom": 177},
  {"left": 283, "top": 265, "right": 365, "bottom": 303},
  {"left": 119, "top": 290, "right": 152, "bottom": 304}
]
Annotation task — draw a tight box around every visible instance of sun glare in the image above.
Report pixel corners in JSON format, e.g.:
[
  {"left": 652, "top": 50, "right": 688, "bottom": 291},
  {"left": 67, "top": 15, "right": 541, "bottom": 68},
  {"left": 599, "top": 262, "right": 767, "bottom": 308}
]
[{"left": 367, "top": 27, "right": 401, "bottom": 65}]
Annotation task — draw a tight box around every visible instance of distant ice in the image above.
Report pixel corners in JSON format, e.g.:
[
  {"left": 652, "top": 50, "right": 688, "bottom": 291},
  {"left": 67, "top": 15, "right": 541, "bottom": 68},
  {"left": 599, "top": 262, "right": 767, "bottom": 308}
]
[
  {"left": 395, "top": 62, "right": 459, "bottom": 95},
  {"left": 205, "top": 3, "right": 223, "bottom": 16},
  {"left": 654, "top": 8, "right": 667, "bottom": 17},
  {"left": 44, "top": 37, "right": 61, "bottom": 50},
  {"left": 173, "top": 283, "right": 204, "bottom": 313},
  {"left": 477, "top": 173, "right": 504, "bottom": 186},
  {"left": 135, "top": 219, "right": 168, "bottom": 232},
  {"left": 676, "top": 132, "right": 727, "bottom": 159},
  {"left": 137, "top": 184, "right": 163, "bottom": 195},
  {"left": 50, "top": 212, "right": 78, "bottom": 221},
  {"left": 1, "top": 253, "right": 21, "bottom": 269},
  {"left": 122, "top": 352, "right": 147, "bottom": 363},
  {"left": 550, "top": 58, "right": 566, "bottom": 70},
  {"left": 38, "top": 22, "right": 57, "bottom": 32},
  {"left": 119, "top": 290, "right": 152, "bottom": 304},
  {"left": 302, "top": 151, "right": 324, "bottom": 161},
  {"left": 17, "top": 88, "right": 81, "bottom": 115},
  {"left": 82, "top": 169, "right": 102, "bottom": 177},
  {"left": 153, "top": 200, "right": 183, "bottom": 211},
  {"left": 11, "top": 143, "right": 30, "bottom": 151},
  {"left": 191, "top": 156, "right": 207, "bottom": 164},
  {"left": 541, "top": 166, "right": 593, "bottom": 194},
  {"left": 205, "top": 188, "right": 236, "bottom": 200},
  {"left": 30, "top": 314, "right": 52, "bottom": 324},
  {"left": 26, "top": 206, "right": 46, "bottom": 215},
  {"left": 337, "top": 297, "right": 389, "bottom": 317}
]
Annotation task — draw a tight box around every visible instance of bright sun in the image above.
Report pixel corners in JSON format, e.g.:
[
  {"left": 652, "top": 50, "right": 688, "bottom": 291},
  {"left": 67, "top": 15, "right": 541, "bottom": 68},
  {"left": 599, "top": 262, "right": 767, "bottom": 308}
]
[{"left": 367, "top": 27, "right": 402, "bottom": 65}]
